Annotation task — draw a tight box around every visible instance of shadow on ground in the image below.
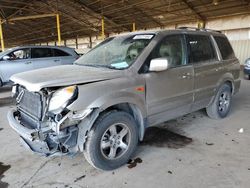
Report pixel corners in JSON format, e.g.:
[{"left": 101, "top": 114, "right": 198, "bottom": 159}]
[
  {"left": 0, "top": 162, "right": 11, "bottom": 188},
  {"left": 141, "top": 127, "right": 192, "bottom": 148}
]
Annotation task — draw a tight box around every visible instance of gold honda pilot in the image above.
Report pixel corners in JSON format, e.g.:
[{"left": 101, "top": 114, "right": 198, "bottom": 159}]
[{"left": 8, "top": 27, "right": 240, "bottom": 170}]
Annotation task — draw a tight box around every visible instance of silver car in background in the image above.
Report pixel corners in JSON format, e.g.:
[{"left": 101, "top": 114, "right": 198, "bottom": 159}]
[{"left": 0, "top": 46, "right": 79, "bottom": 86}]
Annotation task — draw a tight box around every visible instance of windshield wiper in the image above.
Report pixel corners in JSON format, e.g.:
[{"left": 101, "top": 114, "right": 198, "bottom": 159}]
[
  {"left": 76, "top": 63, "right": 124, "bottom": 70},
  {"left": 75, "top": 63, "right": 100, "bottom": 67},
  {"left": 98, "top": 65, "right": 125, "bottom": 70}
]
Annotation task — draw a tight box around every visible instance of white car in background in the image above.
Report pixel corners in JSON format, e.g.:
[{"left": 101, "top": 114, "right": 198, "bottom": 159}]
[{"left": 0, "top": 46, "right": 79, "bottom": 86}]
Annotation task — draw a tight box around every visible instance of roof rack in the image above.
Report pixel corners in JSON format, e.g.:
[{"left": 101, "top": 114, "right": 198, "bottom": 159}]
[{"left": 177, "top": 27, "right": 221, "bottom": 33}]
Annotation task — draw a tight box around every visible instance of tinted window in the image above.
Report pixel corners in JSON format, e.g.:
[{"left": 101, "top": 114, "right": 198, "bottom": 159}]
[
  {"left": 187, "top": 35, "right": 216, "bottom": 64},
  {"left": 53, "top": 49, "right": 70, "bottom": 57},
  {"left": 140, "top": 34, "right": 185, "bottom": 73},
  {"left": 32, "top": 48, "right": 53, "bottom": 58},
  {"left": 214, "top": 36, "right": 235, "bottom": 60},
  {"left": 7, "top": 48, "right": 30, "bottom": 60}
]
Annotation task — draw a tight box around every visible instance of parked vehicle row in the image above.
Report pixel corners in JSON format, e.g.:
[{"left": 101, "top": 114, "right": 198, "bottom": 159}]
[
  {"left": 0, "top": 46, "right": 79, "bottom": 87},
  {"left": 7, "top": 28, "right": 241, "bottom": 170}
]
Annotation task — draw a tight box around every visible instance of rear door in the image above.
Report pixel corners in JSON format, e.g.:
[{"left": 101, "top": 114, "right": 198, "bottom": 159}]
[
  {"left": 186, "top": 34, "right": 222, "bottom": 111},
  {"left": 0, "top": 48, "right": 32, "bottom": 82},
  {"left": 31, "top": 47, "right": 59, "bottom": 69},
  {"left": 52, "top": 48, "right": 75, "bottom": 65},
  {"left": 142, "top": 34, "right": 194, "bottom": 125}
]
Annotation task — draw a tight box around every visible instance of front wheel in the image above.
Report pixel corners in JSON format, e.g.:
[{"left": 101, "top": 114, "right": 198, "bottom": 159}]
[
  {"left": 83, "top": 111, "right": 138, "bottom": 170},
  {"left": 206, "top": 84, "right": 232, "bottom": 119}
]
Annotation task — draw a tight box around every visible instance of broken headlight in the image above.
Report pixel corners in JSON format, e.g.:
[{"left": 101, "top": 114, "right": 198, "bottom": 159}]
[{"left": 48, "top": 85, "right": 78, "bottom": 114}]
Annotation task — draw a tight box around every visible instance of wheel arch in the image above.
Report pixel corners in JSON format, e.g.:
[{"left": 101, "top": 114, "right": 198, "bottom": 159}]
[
  {"left": 101, "top": 102, "right": 146, "bottom": 141},
  {"left": 207, "top": 75, "right": 234, "bottom": 107}
]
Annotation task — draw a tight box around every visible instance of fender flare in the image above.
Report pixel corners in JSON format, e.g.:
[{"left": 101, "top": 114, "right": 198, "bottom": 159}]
[{"left": 207, "top": 73, "right": 234, "bottom": 107}]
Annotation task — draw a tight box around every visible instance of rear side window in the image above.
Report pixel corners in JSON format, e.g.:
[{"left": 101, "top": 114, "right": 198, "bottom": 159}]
[
  {"left": 53, "top": 49, "right": 70, "bottom": 57},
  {"left": 32, "top": 48, "right": 53, "bottom": 58},
  {"left": 214, "top": 36, "right": 235, "bottom": 60},
  {"left": 187, "top": 35, "right": 216, "bottom": 64}
]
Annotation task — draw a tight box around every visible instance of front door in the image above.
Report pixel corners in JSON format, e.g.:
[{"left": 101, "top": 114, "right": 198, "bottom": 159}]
[
  {"left": 1, "top": 48, "right": 32, "bottom": 82},
  {"left": 142, "top": 34, "right": 194, "bottom": 126}
]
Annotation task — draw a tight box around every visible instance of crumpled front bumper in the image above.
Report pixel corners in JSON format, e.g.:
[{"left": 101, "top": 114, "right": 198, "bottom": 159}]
[
  {"left": 7, "top": 109, "right": 66, "bottom": 156},
  {"left": 7, "top": 110, "right": 39, "bottom": 141}
]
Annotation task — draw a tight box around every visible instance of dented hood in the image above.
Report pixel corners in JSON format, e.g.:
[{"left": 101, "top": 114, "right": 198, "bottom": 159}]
[{"left": 10, "top": 65, "right": 123, "bottom": 91}]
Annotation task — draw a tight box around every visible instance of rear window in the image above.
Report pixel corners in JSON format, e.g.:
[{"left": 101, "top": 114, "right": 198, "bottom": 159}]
[
  {"left": 214, "top": 36, "right": 235, "bottom": 60},
  {"left": 53, "top": 49, "right": 70, "bottom": 57},
  {"left": 187, "top": 35, "right": 217, "bottom": 64}
]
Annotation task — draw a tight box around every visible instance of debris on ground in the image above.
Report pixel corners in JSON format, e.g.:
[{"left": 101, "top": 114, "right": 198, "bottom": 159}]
[
  {"left": 74, "top": 175, "right": 86, "bottom": 182},
  {"left": 127, "top": 157, "right": 143, "bottom": 169},
  {"left": 205, "top": 142, "right": 214, "bottom": 146},
  {"left": 238, "top": 128, "right": 244, "bottom": 133},
  {"left": 232, "top": 139, "right": 239, "bottom": 144},
  {"left": 168, "top": 171, "right": 173, "bottom": 174}
]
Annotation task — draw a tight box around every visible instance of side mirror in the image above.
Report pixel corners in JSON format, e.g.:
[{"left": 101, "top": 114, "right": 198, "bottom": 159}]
[
  {"left": 149, "top": 58, "right": 170, "bottom": 72},
  {"left": 2, "top": 55, "right": 10, "bottom": 61}
]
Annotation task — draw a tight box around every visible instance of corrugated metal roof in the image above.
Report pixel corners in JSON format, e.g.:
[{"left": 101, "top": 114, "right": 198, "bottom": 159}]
[{"left": 0, "top": 0, "right": 250, "bottom": 47}]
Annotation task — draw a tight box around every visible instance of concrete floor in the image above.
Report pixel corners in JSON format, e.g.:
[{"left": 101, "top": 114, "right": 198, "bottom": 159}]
[{"left": 0, "top": 79, "right": 250, "bottom": 188}]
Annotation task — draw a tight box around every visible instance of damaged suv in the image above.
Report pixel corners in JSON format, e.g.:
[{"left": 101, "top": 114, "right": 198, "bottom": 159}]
[{"left": 8, "top": 28, "right": 240, "bottom": 170}]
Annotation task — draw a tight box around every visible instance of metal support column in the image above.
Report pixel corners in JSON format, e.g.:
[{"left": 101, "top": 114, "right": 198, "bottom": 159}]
[
  {"left": 132, "top": 22, "right": 136, "bottom": 32},
  {"left": 56, "top": 14, "right": 61, "bottom": 46},
  {"left": 89, "top": 35, "right": 92, "bottom": 48},
  {"left": 0, "top": 20, "right": 5, "bottom": 51},
  {"left": 198, "top": 20, "right": 205, "bottom": 29},
  {"left": 101, "top": 17, "right": 105, "bottom": 40}
]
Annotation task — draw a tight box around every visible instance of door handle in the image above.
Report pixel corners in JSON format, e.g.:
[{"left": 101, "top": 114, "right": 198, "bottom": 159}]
[
  {"left": 54, "top": 59, "right": 60, "bottom": 62},
  {"left": 25, "top": 61, "right": 32, "bottom": 64}
]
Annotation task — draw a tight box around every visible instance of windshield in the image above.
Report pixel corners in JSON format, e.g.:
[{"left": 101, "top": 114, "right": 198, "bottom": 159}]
[
  {"left": 0, "top": 48, "right": 12, "bottom": 57},
  {"left": 75, "top": 34, "right": 154, "bottom": 69}
]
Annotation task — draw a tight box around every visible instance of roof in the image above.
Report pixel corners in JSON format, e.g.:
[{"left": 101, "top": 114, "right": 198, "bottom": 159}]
[
  {"left": 0, "top": 0, "right": 249, "bottom": 47},
  {"left": 114, "top": 28, "right": 225, "bottom": 38}
]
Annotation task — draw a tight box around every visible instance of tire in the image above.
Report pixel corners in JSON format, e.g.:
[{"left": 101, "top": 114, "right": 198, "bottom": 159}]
[
  {"left": 206, "top": 84, "right": 232, "bottom": 119},
  {"left": 248, "top": 75, "right": 250, "bottom": 80},
  {"left": 83, "top": 110, "right": 138, "bottom": 170}
]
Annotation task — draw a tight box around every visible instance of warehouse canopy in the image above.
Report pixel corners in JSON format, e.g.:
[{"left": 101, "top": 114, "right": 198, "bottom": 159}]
[{"left": 0, "top": 0, "right": 250, "bottom": 46}]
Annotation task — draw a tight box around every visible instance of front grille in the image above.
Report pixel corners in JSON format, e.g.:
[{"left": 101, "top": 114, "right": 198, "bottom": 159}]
[
  {"left": 17, "top": 87, "right": 43, "bottom": 121},
  {"left": 20, "top": 111, "right": 40, "bottom": 129}
]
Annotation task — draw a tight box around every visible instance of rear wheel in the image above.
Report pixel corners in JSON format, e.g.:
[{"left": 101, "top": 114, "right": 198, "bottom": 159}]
[
  {"left": 83, "top": 111, "right": 138, "bottom": 170},
  {"left": 206, "top": 84, "right": 232, "bottom": 119}
]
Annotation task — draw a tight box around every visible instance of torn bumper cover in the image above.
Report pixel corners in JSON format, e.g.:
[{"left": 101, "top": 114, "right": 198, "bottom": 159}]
[{"left": 7, "top": 109, "right": 79, "bottom": 156}]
